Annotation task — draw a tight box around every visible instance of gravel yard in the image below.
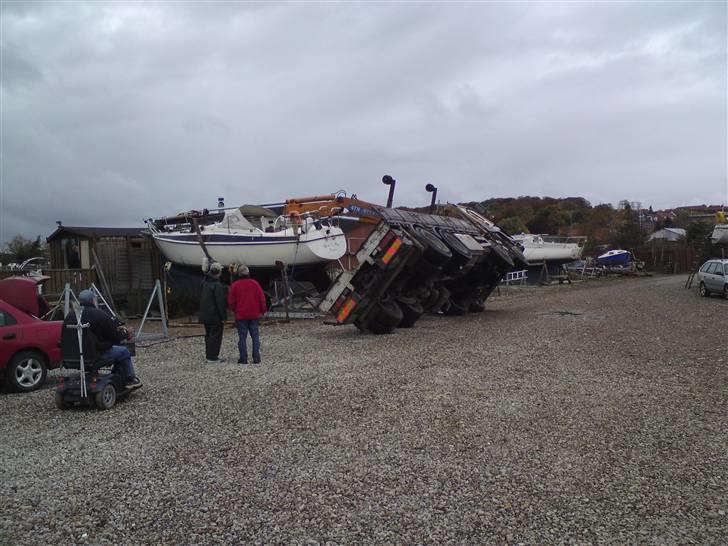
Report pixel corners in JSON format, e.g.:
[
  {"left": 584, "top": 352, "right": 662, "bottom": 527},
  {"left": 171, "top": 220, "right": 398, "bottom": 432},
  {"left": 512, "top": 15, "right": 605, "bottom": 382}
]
[{"left": 1, "top": 275, "right": 726, "bottom": 544}]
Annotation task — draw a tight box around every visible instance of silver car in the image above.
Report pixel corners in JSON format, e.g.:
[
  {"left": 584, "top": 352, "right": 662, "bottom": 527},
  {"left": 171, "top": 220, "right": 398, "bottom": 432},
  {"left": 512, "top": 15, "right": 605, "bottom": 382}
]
[{"left": 697, "top": 258, "right": 728, "bottom": 299}]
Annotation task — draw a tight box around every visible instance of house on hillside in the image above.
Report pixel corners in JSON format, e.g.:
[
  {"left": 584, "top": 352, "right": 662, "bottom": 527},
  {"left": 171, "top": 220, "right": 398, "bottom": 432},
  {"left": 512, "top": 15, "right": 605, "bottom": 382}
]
[
  {"left": 45, "top": 224, "right": 163, "bottom": 313},
  {"left": 647, "top": 227, "right": 686, "bottom": 245}
]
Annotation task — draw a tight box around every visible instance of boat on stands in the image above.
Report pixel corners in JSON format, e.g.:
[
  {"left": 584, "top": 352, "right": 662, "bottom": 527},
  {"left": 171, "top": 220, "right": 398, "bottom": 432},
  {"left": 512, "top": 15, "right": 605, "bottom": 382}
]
[
  {"left": 148, "top": 205, "right": 347, "bottom": 268},
  {"left": 711, "top": 210, "right": 728, "bottom": 246},
  {"left": 510, "top": 233, "right": 586, "bottom": 265},
  {"left": 597, "top": 249, "right": 633, "bottom": 266}
]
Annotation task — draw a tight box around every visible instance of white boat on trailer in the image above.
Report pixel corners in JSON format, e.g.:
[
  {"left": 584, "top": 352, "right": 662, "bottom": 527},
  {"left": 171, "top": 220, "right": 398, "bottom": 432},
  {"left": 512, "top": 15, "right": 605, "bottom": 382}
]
[
  {"left": 510, "top": 233, "right": 586, "bottom": 265},
  {"left": 711, "top": 221, "right": 728, "bottom": 246},
  {"left": 148, "top": 205, "right": 347, "bottom": 268}
]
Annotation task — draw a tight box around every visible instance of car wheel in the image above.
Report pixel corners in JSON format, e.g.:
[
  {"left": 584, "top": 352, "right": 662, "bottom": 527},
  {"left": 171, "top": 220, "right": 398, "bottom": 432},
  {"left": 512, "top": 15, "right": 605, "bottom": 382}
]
[
  {"left": 699, "top": 282, "right": 710, "bottom": 297},
  {"left": 7, "top": 351, "right": 48, "bottom": 393},
  {"left": 55, "top": 391, "right": 71, "bottom": 410},
  {"left": 724, "top": 284, "right": 728, "bottom": 300},
  {"left": 95, "top": 384, "right": 117, "bottom": 410}
]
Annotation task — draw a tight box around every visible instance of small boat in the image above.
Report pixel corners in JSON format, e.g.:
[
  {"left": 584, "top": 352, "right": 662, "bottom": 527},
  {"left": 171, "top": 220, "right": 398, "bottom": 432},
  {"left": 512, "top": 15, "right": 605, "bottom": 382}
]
[
  {"left": 510, "top": 233, "right": 586, "bottom": 265},
  {"left": 597, "top": 249, "right": 633, "bottom": 266},
  {"left": 148, "top": 205, "right": 347, "bottom": 268}
]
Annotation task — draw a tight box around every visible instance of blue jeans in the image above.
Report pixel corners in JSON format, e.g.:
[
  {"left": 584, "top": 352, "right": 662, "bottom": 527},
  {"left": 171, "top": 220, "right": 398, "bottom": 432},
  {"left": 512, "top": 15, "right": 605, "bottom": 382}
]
[
  {"left": 236, "top": 320, "right": 261, "bottom": 363},
  {"left": 100, "top": 345, "right": 136, "bottom": 379}
]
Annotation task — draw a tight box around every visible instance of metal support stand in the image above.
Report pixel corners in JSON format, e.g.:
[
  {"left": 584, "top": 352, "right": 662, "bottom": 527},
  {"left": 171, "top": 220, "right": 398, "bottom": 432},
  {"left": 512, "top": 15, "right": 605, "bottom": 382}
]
[
  {"left": 134, "top": 280, "right": 169, "bottom": 342},
  {"left": 65, "top": 301, "right": 90, "bottom": 399}
]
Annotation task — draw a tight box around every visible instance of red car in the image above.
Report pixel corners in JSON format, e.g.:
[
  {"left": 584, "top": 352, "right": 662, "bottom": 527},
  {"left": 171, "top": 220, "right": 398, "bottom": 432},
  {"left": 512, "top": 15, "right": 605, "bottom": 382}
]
[{"left": 0, "top": 277, "right": 63, "bottom": 392}]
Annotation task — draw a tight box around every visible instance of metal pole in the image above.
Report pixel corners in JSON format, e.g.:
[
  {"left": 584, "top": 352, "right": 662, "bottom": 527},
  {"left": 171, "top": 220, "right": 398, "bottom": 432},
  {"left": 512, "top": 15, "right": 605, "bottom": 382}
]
[
  {"left": 155, "top": 279, "right": 169, "bottom": 338},
  {"left": 382, "top": 175, "right": 396, "bottom": 208}
]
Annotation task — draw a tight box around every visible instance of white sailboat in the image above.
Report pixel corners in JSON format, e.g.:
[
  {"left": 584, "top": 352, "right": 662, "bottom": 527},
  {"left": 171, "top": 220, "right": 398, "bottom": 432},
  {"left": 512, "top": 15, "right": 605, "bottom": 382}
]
[{"left": 149, "top": 206, "right": 347, "bottom": 268}]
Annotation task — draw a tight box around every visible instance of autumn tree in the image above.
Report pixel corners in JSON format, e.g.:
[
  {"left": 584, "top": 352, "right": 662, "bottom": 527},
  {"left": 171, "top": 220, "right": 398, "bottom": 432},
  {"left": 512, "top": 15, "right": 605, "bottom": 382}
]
[{"left": 3, "top": 235, "right": 45, "bottom": 263}]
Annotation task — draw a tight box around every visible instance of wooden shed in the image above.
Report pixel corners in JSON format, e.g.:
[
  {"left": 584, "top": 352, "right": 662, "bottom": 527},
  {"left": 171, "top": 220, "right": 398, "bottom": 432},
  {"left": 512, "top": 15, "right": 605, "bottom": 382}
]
[{"left": 46, "top": 225, "right": 164, "bottom": 314}]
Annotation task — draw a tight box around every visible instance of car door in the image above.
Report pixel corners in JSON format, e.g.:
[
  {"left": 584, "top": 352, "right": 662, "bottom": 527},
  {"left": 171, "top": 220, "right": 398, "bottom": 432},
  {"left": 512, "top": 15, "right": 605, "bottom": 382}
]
[
  {"left": 0, "top": 307, "right": 23, "bottom": 371},
  {"left": 708, "top": 262, "right": 723, "bottom": 293},
  {"left": 715, "top": 263, "right": 728, "bottom": 292}
]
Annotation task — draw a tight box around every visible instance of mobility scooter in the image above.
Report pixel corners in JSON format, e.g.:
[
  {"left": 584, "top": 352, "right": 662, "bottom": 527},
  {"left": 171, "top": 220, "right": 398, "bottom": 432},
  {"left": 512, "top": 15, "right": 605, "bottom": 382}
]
[{"left": 55, "top": 303, "right": 140, "bottom": 410}]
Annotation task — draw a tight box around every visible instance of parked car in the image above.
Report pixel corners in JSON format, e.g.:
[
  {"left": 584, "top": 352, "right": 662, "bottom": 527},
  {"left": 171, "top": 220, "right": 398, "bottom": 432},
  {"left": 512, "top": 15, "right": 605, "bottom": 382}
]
[
  {"left": 697, "top": 258, "right": 728, "bottom": 299},
  {"left": 0, "top": 277, "right": 63, "bottom": 392}
]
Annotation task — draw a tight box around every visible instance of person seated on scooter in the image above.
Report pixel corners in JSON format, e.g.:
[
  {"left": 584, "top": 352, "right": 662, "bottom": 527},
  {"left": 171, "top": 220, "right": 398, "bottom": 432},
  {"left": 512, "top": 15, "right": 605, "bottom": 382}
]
[{"left": 65, "top": 290, "right": 142, "bottom": 388}]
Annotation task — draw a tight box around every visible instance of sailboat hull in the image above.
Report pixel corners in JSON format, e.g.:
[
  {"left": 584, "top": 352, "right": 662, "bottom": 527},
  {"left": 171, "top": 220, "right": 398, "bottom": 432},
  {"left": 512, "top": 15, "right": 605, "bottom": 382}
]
[{"left": 152, "top": 230, "right": 347, "bottom": 268}]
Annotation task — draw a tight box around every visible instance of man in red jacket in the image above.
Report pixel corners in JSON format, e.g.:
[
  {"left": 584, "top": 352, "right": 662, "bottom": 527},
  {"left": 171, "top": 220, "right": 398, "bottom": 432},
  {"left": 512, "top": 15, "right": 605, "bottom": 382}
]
[{"left": 227, "top": 264, "right": 267, "bottom": 364}]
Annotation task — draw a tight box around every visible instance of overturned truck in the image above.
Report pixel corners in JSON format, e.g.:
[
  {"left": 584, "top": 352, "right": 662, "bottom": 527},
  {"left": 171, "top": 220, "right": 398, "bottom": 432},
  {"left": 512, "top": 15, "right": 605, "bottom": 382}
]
[{"left": 319, "top": 203, "right": 528, "bottom": 334}]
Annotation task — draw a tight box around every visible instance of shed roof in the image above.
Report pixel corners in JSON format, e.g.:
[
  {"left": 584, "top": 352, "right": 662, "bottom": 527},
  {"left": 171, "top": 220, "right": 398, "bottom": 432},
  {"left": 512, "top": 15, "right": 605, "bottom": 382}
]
[
  {"left": 47, "top": 225, "right": 147, "bottom": 242},
  {"left": 647, "top": 227, "right": 686, "bottom": 242}
]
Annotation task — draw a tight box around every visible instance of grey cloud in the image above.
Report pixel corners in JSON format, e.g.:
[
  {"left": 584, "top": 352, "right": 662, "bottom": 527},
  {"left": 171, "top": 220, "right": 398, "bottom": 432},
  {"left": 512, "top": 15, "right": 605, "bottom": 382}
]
[{"left": 0, "top": 1, "right": 725, "bottom": 245}]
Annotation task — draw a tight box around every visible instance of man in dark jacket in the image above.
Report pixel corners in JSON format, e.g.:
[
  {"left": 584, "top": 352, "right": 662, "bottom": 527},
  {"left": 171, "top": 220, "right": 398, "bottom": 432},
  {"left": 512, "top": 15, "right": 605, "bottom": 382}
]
[
  {"left": 199, "top": 262, "right": 228, "bottom": 363},
  {"left": 65, "top": 289, "right": 141, "bottom": 387},
  {"left": 227, "top": 264, "right": 267, "bottom": 364}
]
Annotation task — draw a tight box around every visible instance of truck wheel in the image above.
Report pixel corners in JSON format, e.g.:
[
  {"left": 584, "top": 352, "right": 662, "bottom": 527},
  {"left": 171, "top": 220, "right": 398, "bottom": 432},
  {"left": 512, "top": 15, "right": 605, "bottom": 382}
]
[
  {"left": 443, "top": 298, "right": 468, "bottom": 316},
  {"left": 491, "top": 243, "right": 515, "bottom": 269},
  {"left": 55, "top": 391, "right": 71, "bottom": 410},
  {"left": 469, "top": 298, "right": 486, "bottom": 313},
  {"left": 397, "top": 300, "right": 424, "bottom": 328},
  {"left": 367, "top": 321, "right": 396, "bottom": 335},
  {"left": 374, "top": 294, "right": 403, "bottom": 327},
  {"left": 439, "top": 231, "right": 472, "bottom": 268},
  {"left": 412, "top": 227, "right": 451, "bottom": 266}
]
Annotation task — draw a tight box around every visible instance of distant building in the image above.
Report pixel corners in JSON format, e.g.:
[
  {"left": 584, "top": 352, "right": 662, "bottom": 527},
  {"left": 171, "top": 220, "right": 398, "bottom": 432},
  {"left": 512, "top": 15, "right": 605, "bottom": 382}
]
[{"left": 647, "top": 227, "right": 687, "bottom": 244}]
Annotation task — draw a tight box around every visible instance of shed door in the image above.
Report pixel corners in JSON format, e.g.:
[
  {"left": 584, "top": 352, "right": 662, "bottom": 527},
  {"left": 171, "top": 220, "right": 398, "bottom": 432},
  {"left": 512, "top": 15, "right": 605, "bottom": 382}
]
[{"left": 80, "top": 240, "right": 91, "bottom": 269}]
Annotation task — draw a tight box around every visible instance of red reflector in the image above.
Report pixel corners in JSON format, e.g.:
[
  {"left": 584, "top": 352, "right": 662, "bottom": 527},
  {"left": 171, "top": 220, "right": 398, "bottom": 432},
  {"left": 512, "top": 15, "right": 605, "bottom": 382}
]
[
  {"left": 382, "top": 238, "right": 402, "bottom": 265},
  {"left": 336, "top": 297, "right": 357, "bottom": 322}
]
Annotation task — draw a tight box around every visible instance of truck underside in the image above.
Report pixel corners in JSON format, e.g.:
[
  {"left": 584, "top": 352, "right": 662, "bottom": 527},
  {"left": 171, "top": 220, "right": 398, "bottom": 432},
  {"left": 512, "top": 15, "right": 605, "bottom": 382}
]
[{"left": 319, "top": 204, "right": 528, "bottom": 334}]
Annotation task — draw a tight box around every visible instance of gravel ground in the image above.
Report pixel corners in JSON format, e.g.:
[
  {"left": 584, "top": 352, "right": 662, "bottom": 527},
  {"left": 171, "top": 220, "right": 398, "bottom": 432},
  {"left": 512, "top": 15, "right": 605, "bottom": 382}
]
[{"left": 1, "top": 275, "right": 726, "bottom": 545}]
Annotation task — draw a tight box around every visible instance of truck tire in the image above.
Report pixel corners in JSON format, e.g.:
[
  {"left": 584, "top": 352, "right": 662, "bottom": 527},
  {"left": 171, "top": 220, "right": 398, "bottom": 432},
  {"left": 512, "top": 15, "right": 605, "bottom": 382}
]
[
  {"left": 425, "top": 286, "right": 451, "bottom": 313},
  {"left": 397, "top": 300, "right": 424, "bottom": 328},
  {"left": 373, "top": 294, "right": 403, "bottom": 328},
  {"left": 469, "top": 298, "right": 486, "bottom": 313},
  {"left": 367, "top": 321, "right": 397, "bottom": 335},
  {"left": 438, "top": 230, "right": 472, "bottom": 268},
  {"left": 412, "top": 227, "right": 451, "bottom": 266},
  {"left": 443, "top": 297, "right": 468, "bottom": 316},
  {"left": 490, "top": 243, "right": 515, "bottom": 269}
]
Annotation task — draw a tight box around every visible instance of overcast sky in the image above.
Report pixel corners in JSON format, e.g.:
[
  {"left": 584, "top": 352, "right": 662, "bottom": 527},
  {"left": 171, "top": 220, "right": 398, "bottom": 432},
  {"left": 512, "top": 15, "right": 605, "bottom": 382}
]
[{"left": 1, "top": 1, "right": 726, "bottom": 245}]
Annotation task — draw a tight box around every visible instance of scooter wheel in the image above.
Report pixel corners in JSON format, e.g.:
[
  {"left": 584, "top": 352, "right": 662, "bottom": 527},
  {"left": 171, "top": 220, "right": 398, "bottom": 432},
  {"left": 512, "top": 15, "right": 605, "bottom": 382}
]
[
  {"left": 95, "top": 384, "right": 117, "bottom": 410},
  {"left": 55, "top": 392, "right": 71, "bottom": 411}
]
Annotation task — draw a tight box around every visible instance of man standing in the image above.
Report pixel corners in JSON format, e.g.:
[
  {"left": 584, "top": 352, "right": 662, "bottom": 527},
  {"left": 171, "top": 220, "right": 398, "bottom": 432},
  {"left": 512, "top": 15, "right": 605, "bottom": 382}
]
[
  {"left": 199, "top": 262, "right": 228, "bottom": 363},
  {"left": 228, "top": 264, "right": 267, "bottom": 364},
  {"left": 66, "top": 289, "right": 141, "bottom": 387}
]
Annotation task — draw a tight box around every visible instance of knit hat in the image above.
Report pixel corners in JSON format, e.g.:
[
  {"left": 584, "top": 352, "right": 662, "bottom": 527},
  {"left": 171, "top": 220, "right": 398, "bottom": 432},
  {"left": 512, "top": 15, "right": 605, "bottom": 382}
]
[
  {"left": 209, "top": 262, "right": 223, "bottom": 276},
  {"left": 78, "top": 289, "right": 95, "bottom": 305}
]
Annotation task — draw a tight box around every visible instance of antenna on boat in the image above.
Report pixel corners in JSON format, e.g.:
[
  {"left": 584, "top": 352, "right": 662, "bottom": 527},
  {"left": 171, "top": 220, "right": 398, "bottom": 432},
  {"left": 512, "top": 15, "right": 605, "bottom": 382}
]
[
  {"left": 382, "top": 175, "right": 396, "bottom": 208},
  {"left": 425, "top": 183, "right": 438, "bottom": 214}
]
